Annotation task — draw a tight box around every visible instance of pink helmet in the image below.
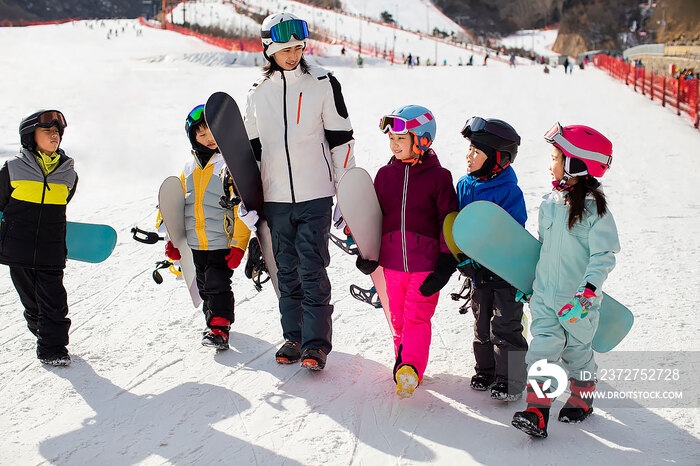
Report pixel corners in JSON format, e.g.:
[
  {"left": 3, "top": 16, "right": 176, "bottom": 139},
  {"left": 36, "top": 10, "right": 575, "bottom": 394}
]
[{"left": 544, "top": 123, "right": 612, "bottom": 178}]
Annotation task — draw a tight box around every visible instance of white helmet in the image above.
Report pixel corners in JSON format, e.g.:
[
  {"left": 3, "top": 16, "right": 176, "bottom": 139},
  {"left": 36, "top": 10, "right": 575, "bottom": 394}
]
[{"left": 261, "top": 12, "right": 309, "bottom": 60}]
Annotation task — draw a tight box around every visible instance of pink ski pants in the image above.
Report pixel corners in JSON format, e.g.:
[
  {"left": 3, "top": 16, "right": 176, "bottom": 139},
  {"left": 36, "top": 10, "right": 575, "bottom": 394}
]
[{"left": 384, "top": 268, "right": 439, "bottom": 381}]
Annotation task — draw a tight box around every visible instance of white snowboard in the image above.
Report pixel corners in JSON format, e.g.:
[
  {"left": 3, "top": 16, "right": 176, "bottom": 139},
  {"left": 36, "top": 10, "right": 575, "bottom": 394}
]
[
  {"left": 158, "top": 176, "right": 202, "bottom": 308},
  {"left": 337, "top": 167, "right": 394, "bottom": 336}
]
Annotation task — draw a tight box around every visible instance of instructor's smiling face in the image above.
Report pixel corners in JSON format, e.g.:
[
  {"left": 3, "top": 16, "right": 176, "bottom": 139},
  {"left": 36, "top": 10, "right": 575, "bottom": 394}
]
[{"left": 273, "top": 45, "right": 304, "bottom": 70}]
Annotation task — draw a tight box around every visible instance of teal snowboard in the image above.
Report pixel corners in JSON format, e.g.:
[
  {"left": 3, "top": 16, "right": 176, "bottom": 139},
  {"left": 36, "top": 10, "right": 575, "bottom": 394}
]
[
  {"left": 452, "top": 201, "right": 633, "bottom": 353},
  {"left": 0, "top": 211, "right": 116, "bottom": 263}
]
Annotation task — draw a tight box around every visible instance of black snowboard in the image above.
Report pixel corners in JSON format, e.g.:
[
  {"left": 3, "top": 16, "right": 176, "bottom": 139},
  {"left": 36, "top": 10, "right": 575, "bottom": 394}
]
[{"left": 205, "top": 91, "right": 280, "bottom": 297}]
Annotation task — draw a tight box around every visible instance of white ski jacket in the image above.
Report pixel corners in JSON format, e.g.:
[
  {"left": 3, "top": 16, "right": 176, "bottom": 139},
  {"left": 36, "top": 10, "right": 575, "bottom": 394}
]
[{"left": 244, "top": 63, "right": 355, "bottom": 203}]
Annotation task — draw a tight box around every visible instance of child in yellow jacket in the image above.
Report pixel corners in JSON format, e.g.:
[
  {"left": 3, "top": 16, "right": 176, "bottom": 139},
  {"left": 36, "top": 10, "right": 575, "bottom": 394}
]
[{"left": 165, "top": 104, "right": 251, "bottom": 350}]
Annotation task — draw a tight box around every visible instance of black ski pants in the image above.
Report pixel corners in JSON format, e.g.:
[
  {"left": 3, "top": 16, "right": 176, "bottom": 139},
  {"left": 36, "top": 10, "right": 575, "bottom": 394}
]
[
  {"left": 9, "top": 266, "right": 70, "bottom": 359},
  {"left": 192, "top": 249, "right": 234, "bottom": 328},
  {"left": 471, "top": 270, "right": 528, "bottom": 392},
  {"left": 264, "top": 197, "right": 333, "bottom": 355}
]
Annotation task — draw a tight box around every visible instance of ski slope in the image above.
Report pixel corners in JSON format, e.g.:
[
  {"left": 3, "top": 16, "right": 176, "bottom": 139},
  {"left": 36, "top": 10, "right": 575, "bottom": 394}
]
[
  {"left": 0, "top": 19, "right": 699, "bottom": 466},
  {"left": 172, "top": 0, "right": 485, "bottom": 66}
]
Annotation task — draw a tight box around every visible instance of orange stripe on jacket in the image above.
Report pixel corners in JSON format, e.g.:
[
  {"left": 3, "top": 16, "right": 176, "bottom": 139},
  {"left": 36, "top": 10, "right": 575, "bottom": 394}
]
[
  {"left": 343, "top": 145, "right": 351, "bottom": 168},
  {"left": 296, "top": 92, "right": 302, "bottom": 124}
]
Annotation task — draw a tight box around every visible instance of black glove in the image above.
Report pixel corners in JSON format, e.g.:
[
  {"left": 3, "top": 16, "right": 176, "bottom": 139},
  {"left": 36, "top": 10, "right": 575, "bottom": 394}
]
[
  {"left": 419, "top": 253, "right": 458, "bottom": 297},
  {"left": 356, "top": 256, "right": 379, "bottom": 275},
  {"left": 456, "top": 256, "right": 481, "bottom": 277}
]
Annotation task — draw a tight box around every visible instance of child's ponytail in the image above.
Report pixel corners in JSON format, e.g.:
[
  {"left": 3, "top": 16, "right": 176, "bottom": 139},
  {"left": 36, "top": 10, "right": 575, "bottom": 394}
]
[{"left": 566, "top": 176, "right": 607, "bottom": 229}]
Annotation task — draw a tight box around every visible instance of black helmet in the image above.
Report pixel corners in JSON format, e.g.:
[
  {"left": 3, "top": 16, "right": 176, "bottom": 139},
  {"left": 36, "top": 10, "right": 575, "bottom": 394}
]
[
  {"left": 19, "top": 110, "right": 67, "bottom": 150},
  {"left": 461, "top": 117, "right": 520, "bottom": 163}
]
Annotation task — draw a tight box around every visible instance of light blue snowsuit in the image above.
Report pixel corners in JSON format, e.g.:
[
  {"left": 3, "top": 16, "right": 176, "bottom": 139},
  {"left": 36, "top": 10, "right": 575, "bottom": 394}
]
[{"left": 527, "top": 190, "right": 620, "bottom": 384}]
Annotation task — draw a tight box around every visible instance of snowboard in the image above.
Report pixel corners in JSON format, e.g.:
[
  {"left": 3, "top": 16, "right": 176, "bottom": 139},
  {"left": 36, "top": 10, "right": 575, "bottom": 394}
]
[
  {"left": 336, "top": 167, "right": 394, "bottom": 336},
  {"left": 158, "top": 177, "right": 202, "bottom": 307},
  {"left": 452, "top": 201, "right": 633, "bottom": 352},
  {"left": 204, "top": 91, "right": 280, "bottom": 298},
  {"left": 0, "top": 211, "right": 116, "bottom": 263}
]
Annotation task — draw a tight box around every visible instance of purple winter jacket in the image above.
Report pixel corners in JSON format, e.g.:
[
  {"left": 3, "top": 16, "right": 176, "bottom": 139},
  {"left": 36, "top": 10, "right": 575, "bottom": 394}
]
[{"left": 374, "top": 151, "right": 458, "bottom": 273}]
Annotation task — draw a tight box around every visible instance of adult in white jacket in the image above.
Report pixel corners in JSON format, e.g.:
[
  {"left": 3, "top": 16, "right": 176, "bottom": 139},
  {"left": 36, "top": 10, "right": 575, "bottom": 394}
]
[{"left": 243, "top": 13, "right": 355, "bottom": 371}]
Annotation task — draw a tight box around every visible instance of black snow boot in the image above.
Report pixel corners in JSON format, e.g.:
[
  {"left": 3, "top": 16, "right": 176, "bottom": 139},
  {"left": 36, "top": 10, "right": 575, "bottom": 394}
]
[
  {"left": 512, "top": 382, "right": 552, "bottom": 438},
  {"left": 470, "top": 372, "right": 495, "bottom": 391},
  {"left": 559, "top": 379, "right": 595, "bottom": 423},
  {"left": 202, "top": 328, "right": 229, "bottom": 350},
  {"left": 275, "top": 341, "right": 301, "bottom": 364},
  {"left": 491, "top": 382, "right": 523, "bottom": 401},
  {"left": 300, "top": 348, "right": 326, "bottom": 371}
]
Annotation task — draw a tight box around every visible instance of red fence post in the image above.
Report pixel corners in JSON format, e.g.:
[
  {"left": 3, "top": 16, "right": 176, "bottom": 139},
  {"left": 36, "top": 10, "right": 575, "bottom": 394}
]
[
  {"left": 662, "top": 76, "right": 666, "bottom": 107},
  {"left": 676, "top": 78, "right": 681, "bottom": 116}
]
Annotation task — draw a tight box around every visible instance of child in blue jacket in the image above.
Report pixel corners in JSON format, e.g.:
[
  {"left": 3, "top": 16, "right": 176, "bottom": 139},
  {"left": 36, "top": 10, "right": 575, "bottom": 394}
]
[
  {"left": 511, "top": 123, "right": 619, "bottom": 439},
  {"left": 456, "top": 117, "right": 527, "bottom": 401}
]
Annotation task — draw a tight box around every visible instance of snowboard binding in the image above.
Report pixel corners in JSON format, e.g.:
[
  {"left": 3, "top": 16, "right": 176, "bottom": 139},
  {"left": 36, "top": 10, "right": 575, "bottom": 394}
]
[
  {"left": 329, "top": 228, "right": 359, "bottom": 256},
  {"left": 131, "top": 226, "right": 163, "bottom": 244},
  {"left": 245, "top": 238, "right": 270, "bottom": 292},
  {"left": 350, "top": 284, "right": 382, "bottom": 308},
  {"left": 451, "top": 276, "right": 474, "bottom": 314}
]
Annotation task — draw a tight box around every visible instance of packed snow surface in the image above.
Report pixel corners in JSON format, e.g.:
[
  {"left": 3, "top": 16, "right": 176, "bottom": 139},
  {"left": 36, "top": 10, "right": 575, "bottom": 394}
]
[{"left": 0, "top": 19, "right": 698, "bottom": 465}]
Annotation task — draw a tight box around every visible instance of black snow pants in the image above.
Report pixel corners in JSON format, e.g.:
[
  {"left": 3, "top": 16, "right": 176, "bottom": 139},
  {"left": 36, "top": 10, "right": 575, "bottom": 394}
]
[
  {"left": 192, "top": 249, "right": 234, "bottom": 328},
  {"left": 264, "top": 197, "right": 333, "bottom": 355},
  {"left": 471, "top": 268, "right": 528, "bottom": 392},
  {"left": 10, "top": 266, "right": 70, "bottom": 359}
]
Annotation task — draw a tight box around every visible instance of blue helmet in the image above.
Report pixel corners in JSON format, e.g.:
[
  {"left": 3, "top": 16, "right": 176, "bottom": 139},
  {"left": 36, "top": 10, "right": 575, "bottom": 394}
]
[{"left": 380, "top": 104, "right": 436, "bottom": 155}]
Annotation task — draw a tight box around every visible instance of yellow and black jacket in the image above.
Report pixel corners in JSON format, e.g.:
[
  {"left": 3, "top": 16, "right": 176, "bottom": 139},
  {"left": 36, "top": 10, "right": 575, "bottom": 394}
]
[
  {"left": 180, "top": 151, "right": 250, "bottom": 253},
  {"left": 0, "top": 148, "right": 78, "bottom": 269}
]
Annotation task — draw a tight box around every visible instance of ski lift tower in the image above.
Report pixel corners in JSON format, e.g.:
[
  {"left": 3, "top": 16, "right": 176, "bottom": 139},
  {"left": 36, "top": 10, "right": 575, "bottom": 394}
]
[{"left": 161, "top": 0, "right": 183, "bottom": 29}]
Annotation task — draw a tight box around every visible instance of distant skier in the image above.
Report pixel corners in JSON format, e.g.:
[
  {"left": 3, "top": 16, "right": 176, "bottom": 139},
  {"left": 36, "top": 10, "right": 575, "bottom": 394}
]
[
  {"left": 456, "top": 117, "right": 528, "bottom": 401},
  {"left": 355, "top": 105, "right": 458, "bottom": 398},
  {"left": 0, "top": 110, "right": 77, "bottom": 366},
  {"left": 483, "top": 53, "right": 489, "bottom": 66},
  {"left": 241, "top": 12, "right": 355, "bottom": 371},
  {"left": 512, "top": 123, "right": 619, "bottom": 438},
  {"left": 164, "top": 105, "right": 251, "bottom": 350},
  {"left": 509, "top": 52, "right": 516, "bottom": 67},
  {"left": 563, "top": 57, "right": 570, "bottom": 74}
]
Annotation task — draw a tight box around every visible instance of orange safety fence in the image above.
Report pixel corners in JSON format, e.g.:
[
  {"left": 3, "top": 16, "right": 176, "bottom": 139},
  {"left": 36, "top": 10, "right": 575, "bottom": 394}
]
[
  {"left": 138, "top": 17, "right": 263, "bottom": 52},
  {"left": 0, "top": 18, "right": 81, "bottom": 27},
  {"left": 594, "top": 54, "right": 699, "bottom": 128}
]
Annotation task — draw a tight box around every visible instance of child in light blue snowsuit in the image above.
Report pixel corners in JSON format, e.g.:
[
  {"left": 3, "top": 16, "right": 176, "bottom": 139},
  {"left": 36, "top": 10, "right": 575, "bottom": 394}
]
[{"left": 512, "top": 123, "right": 620, "bottom": 439}]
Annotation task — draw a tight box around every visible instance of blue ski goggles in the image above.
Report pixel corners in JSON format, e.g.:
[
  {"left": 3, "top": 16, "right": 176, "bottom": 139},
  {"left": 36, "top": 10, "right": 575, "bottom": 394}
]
[
  {"left": 262, "top": 19, "right": 309, "bottom": 43},
  {"left": 185, "top": 104, "right": 205, "bottom": 135},
  {"left": 461, "top": 116, "right": 521, "bottom": 144}
]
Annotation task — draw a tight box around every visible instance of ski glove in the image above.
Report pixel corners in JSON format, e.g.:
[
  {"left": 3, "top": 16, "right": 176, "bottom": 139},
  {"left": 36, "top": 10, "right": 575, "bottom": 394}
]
[
  {"left": 333, "top": 204, "right": 345, "bottom": 230},
  {"left": 238, "top": 204, "right": 259, "bottom": 232},
  {"left": 225, "top": 247, "right": 245, "bottom": 269},
  {"left": 457, "top": 257, "right": 481, "bottom": 277},
  {"left": 419, "top": 253, "right": 458, "bottom": 297},
  {"left": 356, "top": 256, "right": 379, "bottom": 275},
  {"left": 165, "top": 241, "right": 181, "bottom": 261},
  {"left": 558, "top": 285, "right": 597, "bottom": 323},
  {"left": 515, "top": 290, "right": 532, "bottom": 303}
]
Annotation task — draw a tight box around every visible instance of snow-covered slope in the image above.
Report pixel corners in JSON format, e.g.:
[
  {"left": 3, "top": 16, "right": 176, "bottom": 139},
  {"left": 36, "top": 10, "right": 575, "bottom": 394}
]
[
  {"left": 0, "top": 19, "right": 698, "bottom": 465},
  {"left": 173, "top": 0, "right": 486, "bottom": 66}
]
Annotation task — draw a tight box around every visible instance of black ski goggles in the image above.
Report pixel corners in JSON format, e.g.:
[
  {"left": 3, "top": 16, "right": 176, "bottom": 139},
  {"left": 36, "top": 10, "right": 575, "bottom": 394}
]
[
  {"left": 460, "top": 116, "right": 520, "bottom": 144},
  {"left": 262, "top": 19, "right": 309, "bottom": 43},
  {"left": 35, "top": 110, "right": 67, "bottom": 130}
]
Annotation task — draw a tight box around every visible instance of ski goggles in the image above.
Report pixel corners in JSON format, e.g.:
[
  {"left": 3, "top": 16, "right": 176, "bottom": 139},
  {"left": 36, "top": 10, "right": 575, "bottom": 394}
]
[
  {"left": 35, "top": 110, "right": 67, "bottom": 129},
  {"left": 544, "top": 122, "right": 612, "bottom": 166},
  {"left": 262, "top": 19, "right": 309, "bottom": 43},
  {"left": 379, "top": 112, "right": 433, "bottom": 135},
  {"left": 461, "top": 116, "right": 520, "bottom": 144},
  {"left": 185, "top": 104, "right": 205, "bottom": 133}
]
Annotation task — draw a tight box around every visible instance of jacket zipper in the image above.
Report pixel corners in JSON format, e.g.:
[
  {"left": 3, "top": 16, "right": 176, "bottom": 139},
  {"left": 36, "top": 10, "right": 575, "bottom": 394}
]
[
  {"left": 321, "top": 144, "right": 332, "bottom": 182},
  {"left": 281, "top": 72, "right": 296, "bottom": 203},
  {"left": 401, "top": 164, "right": 409, "bottom": 272},
  {"left": 32, "top": 171, "right": 50, "bottom": 266}
]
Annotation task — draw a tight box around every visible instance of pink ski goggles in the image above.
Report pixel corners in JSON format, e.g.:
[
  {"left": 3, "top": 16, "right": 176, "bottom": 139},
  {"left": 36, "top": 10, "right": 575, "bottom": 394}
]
[{"left": 379, "top": 112, "right": 433, "bottom": 134}]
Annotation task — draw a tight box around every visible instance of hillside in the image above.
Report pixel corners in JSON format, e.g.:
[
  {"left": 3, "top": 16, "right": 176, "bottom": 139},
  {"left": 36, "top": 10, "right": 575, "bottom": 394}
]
[{"left": 0, "top": 0, "right": 145, "bottom": 21}]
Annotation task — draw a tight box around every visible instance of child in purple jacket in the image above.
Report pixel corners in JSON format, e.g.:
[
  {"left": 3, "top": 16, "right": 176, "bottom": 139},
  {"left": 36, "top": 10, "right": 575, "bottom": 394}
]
[{"left": 356, "top": 105, "right": 458, "bottom": 398}]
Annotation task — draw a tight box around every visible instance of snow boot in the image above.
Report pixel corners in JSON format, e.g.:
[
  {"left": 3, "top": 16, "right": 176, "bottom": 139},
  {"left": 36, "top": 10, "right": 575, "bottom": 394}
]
[
  {"left": 470, "top": 372, "right": 495, "bottom": 391},
  {"left": 512, "top": 382, "right": 552, "bottom": 438},
  {"left": 300, "top": 348, "right": 326, "bottom": 370},
  {"left": 202, "top": 317, "right": 230, "bottom": 350},
  {"left": 559, "top": 379, "right": 595, "bottom": 423},
  {"left": 491, "top": 381, "right": 523, "bottom": 401},
  {"left": 202, "top": 329, "right": 229, "bottom": 350},
  {"left": 395, "top": 364, "right": 420, "bottom": 398},
  {"left": 275, "top": 341, "right": 301, "bottom": 364},
  {"left": 39, "top": 352, "right": 71, "bottom": 367}
]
